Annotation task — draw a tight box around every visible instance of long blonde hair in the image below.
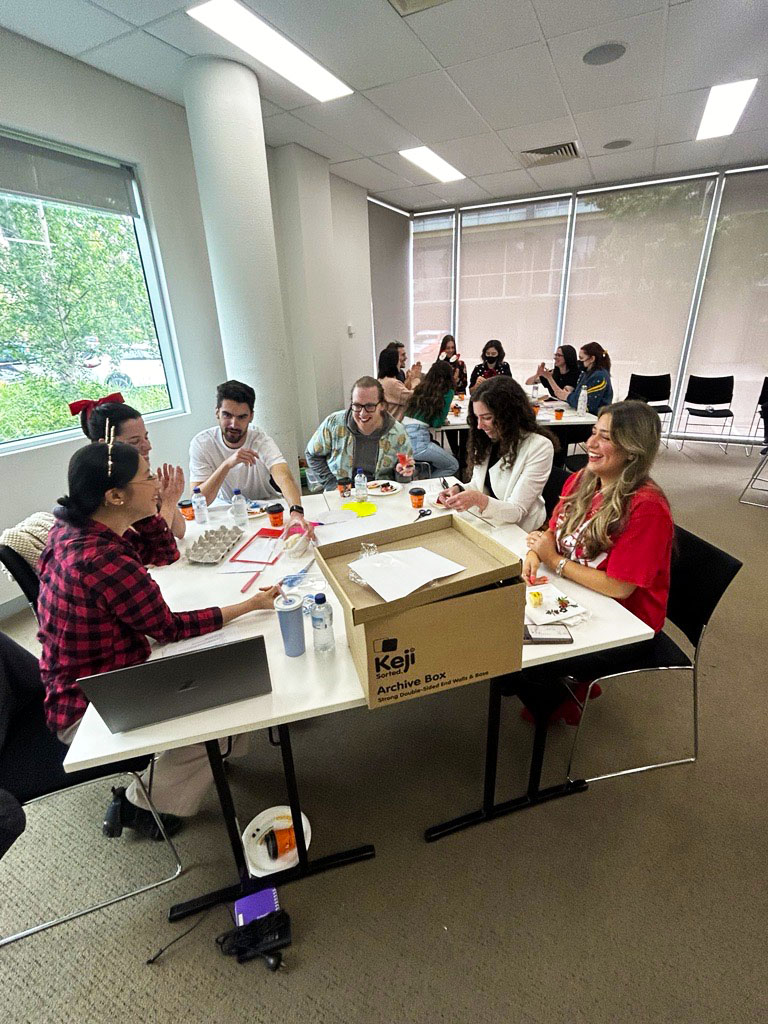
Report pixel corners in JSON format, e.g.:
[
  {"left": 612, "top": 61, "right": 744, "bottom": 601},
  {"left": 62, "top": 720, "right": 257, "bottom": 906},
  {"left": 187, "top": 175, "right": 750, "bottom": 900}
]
[{"left": 557, "top": 400, "right": 664, "bottom": 559}]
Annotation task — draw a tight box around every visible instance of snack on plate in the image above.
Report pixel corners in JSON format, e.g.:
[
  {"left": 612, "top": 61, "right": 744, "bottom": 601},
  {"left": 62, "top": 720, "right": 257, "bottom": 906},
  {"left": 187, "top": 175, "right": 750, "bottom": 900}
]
[
  {"left": 547, "top": 596, "right": 571, "bottom": 616},
  {"left": 367, "top": 481, "right": 381, "bottom": 490},
  {"left": 528, "top": 590, "right": 543, "bottom": 608},
  {"left": 380, "top": 482, "right": 395, "bottom": 492}
]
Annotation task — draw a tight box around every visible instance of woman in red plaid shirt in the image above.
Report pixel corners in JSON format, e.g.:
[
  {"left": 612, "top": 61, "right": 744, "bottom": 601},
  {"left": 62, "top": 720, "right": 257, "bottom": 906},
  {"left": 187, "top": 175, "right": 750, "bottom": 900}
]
[{"left": 38, "top": 441, "right": 278, "bottom": 840}]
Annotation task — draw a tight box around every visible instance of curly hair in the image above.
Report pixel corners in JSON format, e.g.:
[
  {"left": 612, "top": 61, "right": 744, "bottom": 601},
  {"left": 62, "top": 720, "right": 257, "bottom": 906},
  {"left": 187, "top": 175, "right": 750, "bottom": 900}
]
[
  {"left": 404, "top": 360, "right": 453, "bottom": 423},
  {"left": 468, "top": 376, "right": 555, "bottom": 471}
]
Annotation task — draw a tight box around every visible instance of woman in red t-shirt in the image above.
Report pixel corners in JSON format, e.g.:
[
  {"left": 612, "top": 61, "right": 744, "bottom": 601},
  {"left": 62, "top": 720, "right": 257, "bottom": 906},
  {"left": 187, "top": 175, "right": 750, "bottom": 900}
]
[{"left": 517, "top": 400, "right": 674, "bottom": 723}]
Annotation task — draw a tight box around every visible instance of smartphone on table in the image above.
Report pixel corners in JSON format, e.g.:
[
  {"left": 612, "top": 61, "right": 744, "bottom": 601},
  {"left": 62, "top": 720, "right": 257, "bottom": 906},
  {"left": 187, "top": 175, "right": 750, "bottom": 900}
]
[{"left": 523, "top": 623, "right": 573, "bottom": 644}]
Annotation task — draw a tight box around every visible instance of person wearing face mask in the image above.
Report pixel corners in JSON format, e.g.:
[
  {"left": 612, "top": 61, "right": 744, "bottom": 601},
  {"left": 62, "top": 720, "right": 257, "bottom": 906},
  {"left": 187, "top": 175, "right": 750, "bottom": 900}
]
[
  {"left": 73, "top": 393, "right": 186, "bottom": 538},
  {"left": 437, "top": 335, "right": 468, "bottom": 393},
  {"left": 305, "top": 376, "right": 414, "bottom": 489},
  {"left": 37, "top": 442, "right": 279, "bottom": 839},
  {"left": 567, "top": 343, "right": 613, "bottom": 415},
  {"left": 526, "top": 345, "right": 579, "bottom": 400},
  {"left": 437, "top": 376, "right": 554, "bottom": 528},
  {"left": 469, "top": 340, "right": 512, "bottom": 392}
]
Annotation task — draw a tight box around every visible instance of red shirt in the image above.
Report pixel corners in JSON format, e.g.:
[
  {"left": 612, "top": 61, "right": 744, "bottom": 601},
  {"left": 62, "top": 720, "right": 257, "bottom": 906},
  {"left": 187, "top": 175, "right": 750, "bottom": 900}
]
[
  {"left": 549, "top": 473, "right": 673, "bottom": 633},
  {"left": 38, "top": 514, "right": 222, "bottom": 731}
]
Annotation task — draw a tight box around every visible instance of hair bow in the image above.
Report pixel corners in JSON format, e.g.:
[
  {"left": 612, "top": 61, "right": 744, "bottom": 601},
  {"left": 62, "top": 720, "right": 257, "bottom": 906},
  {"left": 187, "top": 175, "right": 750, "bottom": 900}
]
[{"left": 68, "top": 392, "right": 125, "bottom": 417}]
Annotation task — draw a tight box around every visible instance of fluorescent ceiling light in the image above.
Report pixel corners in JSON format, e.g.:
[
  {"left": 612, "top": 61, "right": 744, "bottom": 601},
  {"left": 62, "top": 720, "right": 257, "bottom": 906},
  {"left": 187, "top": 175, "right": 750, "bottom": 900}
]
[
  {"left": 696, "top": 79, "right": 757, "bottom": 140},
  {"left": 399, "top": 147, "right": 465, "bottom": 183},
  {"left": 187, "top": 0, "right": 353, "bottom": 103}
]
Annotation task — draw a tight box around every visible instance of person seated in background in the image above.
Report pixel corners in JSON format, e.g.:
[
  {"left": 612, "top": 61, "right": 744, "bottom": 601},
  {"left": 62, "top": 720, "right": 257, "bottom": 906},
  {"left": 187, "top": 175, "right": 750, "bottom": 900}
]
[
  {"left": 568, "top": 343, "right": 613, "bottom": 414},
  {"left": 437, "top": 334, "right": 468, "bottom": 393},
  {"left": 37, "top": 442, "right": 278, "bottom": 839},
  {"left": 382, "top": 340, "right": 422, "bottom": 386},
  {"left": 189, "top": 379, "right": 309, "bottom": 532},
  {"left": 72, "top": 392, "right": 186, "bottom": 538},
  {"left": 526, "top": 344, "right": 579, "bottom": 401},
  {"left": 306, "top": 376, "right": 414, "bottom": 489},
  {"left": 469, "top": 340, "right": 512, "bottom": 391},
  {"left": 518, "top": 400, "right": 673, "bottom": 724},
  {"left": 438, "top": 376, "right": 554, "bottom": 529},
  {"left": 402, "top": 361, "right": 459, "bottom": 479},
  {"left": 378, "top": 346, "right": 417, "bottom": 422}
]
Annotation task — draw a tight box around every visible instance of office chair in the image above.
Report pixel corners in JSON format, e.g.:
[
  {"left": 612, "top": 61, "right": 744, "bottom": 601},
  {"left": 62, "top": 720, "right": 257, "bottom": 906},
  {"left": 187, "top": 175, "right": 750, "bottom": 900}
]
[
  {"left": 0, "top": 631, "right": 182, "bottom": 947},
  {"left": 0, "top": 544, "right": 40, "bottom": 618},
  {"left": 566, "top": 525, "right": 742, "bottom": 785}
]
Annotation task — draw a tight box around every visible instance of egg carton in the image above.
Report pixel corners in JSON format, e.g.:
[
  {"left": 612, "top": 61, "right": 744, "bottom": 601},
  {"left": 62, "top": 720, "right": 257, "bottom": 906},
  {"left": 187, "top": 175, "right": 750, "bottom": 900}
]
[{"left": 187, "top": 525, "right": 245, "bottom": 564}]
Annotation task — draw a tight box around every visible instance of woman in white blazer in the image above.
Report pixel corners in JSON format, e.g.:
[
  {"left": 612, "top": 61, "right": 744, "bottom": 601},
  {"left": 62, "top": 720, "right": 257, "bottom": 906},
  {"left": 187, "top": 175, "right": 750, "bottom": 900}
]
[{"left": 439, "top": 376, "right": 555, "bottom": 530}]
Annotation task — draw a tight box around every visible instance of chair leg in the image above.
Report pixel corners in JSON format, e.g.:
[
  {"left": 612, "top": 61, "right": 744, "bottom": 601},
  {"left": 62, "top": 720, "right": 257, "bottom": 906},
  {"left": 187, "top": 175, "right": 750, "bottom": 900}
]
[
  {"left": 738, "top": 453, "right": 768, "bottom": 506},
  {"left": 677, "top": 410, "right": 690, "bottom": 451},
  {"left": 0, "top": 770, "right": 183, "bottom": 948}
]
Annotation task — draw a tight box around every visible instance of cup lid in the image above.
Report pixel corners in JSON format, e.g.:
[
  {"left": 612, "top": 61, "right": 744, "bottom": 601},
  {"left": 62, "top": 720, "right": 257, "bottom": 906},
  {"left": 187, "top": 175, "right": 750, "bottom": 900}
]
[
  {"left": 274, "top": 593, "right": 302, "bottom": 612},
  {"left": 266, "top": 503, "right": 283, "bottom": 513},
  {"left": 409, "top": 487, "right": 426, "bottom": 495}
]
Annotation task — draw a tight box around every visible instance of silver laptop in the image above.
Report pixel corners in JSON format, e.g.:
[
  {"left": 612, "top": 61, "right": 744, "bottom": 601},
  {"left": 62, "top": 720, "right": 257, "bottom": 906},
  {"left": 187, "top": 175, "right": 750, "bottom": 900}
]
[{"left": 78, "top": 636, "right": 272, "bottom": 734}]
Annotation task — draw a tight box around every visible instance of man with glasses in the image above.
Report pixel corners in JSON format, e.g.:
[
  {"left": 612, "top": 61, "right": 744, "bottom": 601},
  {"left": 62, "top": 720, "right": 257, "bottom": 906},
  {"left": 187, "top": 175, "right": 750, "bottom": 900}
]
[{"left": 305, "top": 376, "right": 414, "bottom": 489}]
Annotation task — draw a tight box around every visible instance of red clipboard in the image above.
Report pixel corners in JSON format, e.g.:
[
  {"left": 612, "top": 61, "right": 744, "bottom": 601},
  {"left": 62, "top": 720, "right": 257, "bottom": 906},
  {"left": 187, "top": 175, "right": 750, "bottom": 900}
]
[{"left": 229, "top": 528, "right": 283, "bottom": 564}]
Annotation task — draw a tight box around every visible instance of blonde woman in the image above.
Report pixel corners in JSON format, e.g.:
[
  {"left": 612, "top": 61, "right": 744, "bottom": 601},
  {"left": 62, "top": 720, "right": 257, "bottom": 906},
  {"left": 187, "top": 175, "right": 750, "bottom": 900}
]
[{"left": 516, "top": 400, "right": 674, "bottom": 723}]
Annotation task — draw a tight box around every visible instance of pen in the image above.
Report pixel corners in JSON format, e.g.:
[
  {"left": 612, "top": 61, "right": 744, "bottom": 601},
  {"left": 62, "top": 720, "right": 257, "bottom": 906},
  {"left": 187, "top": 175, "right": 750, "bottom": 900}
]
[{"left": 440, "top": 477, "right": 449, "bottom": 489}]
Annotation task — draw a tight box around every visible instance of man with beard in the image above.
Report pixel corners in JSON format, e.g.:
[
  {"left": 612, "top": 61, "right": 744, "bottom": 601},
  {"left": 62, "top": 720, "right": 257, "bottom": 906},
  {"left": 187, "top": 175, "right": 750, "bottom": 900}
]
[{"left": 189, "top": 379, "right": 308, "bottom": 530}]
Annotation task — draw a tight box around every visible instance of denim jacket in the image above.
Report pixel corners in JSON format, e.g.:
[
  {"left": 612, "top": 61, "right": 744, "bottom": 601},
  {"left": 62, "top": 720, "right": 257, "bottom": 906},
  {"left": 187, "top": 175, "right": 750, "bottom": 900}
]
[{"left": 305, "top": 410, "right": 413, "bottom": 488}]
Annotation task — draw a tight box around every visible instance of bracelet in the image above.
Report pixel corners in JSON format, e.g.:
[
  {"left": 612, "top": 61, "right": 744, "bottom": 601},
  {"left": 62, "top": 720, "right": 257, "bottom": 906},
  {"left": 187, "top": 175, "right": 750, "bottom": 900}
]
[{"left": 554, "top": 557, "right": 568, "bottom": 577}]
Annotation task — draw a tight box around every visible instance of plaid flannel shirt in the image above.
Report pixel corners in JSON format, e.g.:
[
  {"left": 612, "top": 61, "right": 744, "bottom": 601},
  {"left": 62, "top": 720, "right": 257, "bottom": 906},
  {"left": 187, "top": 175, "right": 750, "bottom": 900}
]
[{"left": 38, "top": 514, "right": 222, "bottom": 731}]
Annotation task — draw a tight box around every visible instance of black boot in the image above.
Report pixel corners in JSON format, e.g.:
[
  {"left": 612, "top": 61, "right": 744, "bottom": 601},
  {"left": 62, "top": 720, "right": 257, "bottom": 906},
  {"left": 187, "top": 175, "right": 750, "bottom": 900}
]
[{"left": 102, "top": 786, "right": 184, "bottom": 841}]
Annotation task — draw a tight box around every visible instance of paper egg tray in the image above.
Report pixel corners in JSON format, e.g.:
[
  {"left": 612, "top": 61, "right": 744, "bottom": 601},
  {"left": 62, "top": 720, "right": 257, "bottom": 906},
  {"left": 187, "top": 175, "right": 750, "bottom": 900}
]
[{"left": 187, "top": 525, "right": 244, "bottom": 564}]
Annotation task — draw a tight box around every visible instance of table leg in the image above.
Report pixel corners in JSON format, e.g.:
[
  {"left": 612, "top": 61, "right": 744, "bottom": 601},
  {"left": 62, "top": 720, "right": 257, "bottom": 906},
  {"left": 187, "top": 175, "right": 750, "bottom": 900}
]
[
  {"left": 168, "top": 728, "right": 375, "bottom": 922},
  {"left": 424, "top": 679, "right": 588, "bottom": 843}
]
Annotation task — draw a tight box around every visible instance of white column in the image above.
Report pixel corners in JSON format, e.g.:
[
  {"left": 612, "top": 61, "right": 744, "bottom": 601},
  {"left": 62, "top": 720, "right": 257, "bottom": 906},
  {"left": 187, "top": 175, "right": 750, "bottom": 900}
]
[{"left": 182, "top": 56, "right": 298, "bottom": 469}]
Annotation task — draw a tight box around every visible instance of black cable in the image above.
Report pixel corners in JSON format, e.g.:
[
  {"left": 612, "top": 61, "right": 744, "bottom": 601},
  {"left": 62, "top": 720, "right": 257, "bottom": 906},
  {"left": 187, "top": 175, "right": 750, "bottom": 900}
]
[{"left": 145, "top": 906, "right": 215, "bottom": 965}]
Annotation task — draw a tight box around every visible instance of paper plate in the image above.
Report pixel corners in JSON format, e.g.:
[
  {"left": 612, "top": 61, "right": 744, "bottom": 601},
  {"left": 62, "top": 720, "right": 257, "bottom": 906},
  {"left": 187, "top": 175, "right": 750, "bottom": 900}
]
[
  {"left": 525, "top": 583, "right": 585, "bottom": 625},
  {"left": 367, "top": 481, "right": 401, "bottom": 495},
  {"left": 341, "top": 500, "right": 377, "bottom": 517},
  {"left": 242, "top": 805, "right": 312, "bottom": 877}
]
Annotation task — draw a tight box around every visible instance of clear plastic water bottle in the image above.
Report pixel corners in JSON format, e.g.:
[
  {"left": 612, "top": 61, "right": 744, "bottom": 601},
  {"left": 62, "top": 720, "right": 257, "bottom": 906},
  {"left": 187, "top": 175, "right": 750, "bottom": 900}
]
[
  {"left": 354, "top": 467, "right": 368, "bottom": 502},
  {"left": 191, "top": 487, "right": 209, "bottom": 526},
  {"left": 231, "top": 488, "right": 248, "bottom": 527},
  {"left": 531, "top": 382, "right": 539, "bottom": 399},
  {"left": 577, "top": 387, "right": 588, "bottom": 416},
  {"left": 310, "top": 593, "right": 335, "bottom": 653}
]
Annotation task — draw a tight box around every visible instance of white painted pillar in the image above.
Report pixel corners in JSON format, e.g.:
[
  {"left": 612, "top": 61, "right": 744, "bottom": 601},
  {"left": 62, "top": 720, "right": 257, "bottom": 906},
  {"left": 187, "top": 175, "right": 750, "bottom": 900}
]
[{"left": 182, "top": 56, "right": 298, "bottom": 469}]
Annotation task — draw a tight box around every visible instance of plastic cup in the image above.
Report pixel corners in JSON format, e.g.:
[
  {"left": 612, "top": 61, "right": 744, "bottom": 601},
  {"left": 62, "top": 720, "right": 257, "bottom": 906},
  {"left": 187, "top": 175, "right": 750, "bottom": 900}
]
[
  {"left": 275, "top": 593, "right": 305, "bottom": 656},
  {"left": 532, "top": 403, "right": 540, "bottom": 415},
  {"left": 409, "top": 487, "right": 426, "bottom": 509},
  {"left": 337, "top": 477, "right": 351, "bottom": 496},
  {"left": 554, "top": 408, "right": 564, "bottom": 421},
  {"left": 178, "top": 500, "right": 194, "bottom": 521},
  {"left": 267, "top": 503, "right": 284, "bottom": 528},
  {"left": 264, "top": 826, "right": 296, "bottom": 860}
]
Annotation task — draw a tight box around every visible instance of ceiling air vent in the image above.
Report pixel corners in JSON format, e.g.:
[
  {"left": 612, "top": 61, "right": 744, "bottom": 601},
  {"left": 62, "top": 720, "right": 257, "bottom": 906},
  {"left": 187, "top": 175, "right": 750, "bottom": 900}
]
[
  {"left": 519, "top": 142, "right": 581, "bottom": 168},
  {"left": 387, "top": 0, "right": 454, "bottom": 15}
]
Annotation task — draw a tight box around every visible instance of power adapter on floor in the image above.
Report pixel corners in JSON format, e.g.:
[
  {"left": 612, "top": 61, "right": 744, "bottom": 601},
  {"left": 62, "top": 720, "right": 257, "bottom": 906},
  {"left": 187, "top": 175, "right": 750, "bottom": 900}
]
[{"left": 216, "top": 910, "right": 292, "bottom": 971}]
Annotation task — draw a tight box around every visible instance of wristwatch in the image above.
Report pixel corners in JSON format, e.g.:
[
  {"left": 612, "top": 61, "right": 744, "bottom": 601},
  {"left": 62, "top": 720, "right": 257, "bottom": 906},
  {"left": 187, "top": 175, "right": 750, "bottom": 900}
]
[{"left": 289, "top": 504, "right": 305, "bottom": 515}]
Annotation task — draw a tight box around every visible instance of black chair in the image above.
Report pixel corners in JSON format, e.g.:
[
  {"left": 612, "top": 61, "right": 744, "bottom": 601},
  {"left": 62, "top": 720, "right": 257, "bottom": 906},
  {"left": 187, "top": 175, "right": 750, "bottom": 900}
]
[
  {"left": 746, "top": 376, "right": 768, "bottom": 456},
  {"left": 678, "top": 375, "right": 735, "bottom": 452},
  {"left": 738, "top": 450, "right": 768, "bottom": 508},
  {"left": 542, "top": 465, "right": 572, "bottom": 521},
  {"left": 566, "top": 525, "right": 742, "bottom": 785},
  {"left": 0, "top": 545, "right": 40, "bottom": 618},
  {"left": 626, "top": 373, "right": 673, "bottom": 443},
  {"left": 0, "top": 631, "right": 182, "bottom": 946}
]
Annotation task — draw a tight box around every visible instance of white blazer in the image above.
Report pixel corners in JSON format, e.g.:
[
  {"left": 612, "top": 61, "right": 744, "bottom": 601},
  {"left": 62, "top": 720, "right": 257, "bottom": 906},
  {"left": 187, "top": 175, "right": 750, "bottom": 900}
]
[{"left": 468, "top": 432, "right": 554, "bottom": 530}]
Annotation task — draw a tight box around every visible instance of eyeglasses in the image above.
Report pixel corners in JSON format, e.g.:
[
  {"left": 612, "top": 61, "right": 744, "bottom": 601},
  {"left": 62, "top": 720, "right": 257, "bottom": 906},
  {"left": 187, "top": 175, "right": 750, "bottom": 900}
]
[{"left": 350, "top": 402, "right": 380, "bottom": 414}]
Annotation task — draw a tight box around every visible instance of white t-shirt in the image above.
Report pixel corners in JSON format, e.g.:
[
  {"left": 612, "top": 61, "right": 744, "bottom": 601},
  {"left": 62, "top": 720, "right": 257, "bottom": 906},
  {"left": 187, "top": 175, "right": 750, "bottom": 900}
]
[{"left": 189, "top": 425, "right": 286, "bottom": 503}]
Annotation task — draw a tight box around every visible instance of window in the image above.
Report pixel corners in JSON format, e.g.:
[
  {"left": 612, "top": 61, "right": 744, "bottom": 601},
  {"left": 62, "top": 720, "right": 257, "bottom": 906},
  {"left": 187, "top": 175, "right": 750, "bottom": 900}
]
[
  {"left": 411, "top": 212, "right": 454, "bottom": 366},
  {"left": 0, "top": 133, "right": 179, "bottom": 448}
]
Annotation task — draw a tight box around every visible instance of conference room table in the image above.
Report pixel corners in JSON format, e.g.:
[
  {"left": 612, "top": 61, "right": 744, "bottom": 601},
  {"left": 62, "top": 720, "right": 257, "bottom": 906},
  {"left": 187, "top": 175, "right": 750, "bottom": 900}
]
[
  {"left": 435, "top": 392, "right": 597, "bottom": 437},
  {"left": 64, "top": 484, "right": 651, "bottom": 920}
]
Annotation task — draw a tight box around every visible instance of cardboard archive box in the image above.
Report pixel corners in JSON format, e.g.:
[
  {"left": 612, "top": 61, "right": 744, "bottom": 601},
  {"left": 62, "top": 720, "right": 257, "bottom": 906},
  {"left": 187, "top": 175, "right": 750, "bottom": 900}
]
[{"left": 314, "top": 514, "right": 524, "bottom": 709}]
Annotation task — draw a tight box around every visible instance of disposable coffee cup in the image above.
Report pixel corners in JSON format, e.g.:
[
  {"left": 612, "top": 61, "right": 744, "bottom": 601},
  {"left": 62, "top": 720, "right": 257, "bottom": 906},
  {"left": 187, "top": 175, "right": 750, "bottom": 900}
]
[
  {"left": 409, "top": 487, "right": 426, "bottom": 509},
  {"left": 275, "top": 593, "right": 305, "bottom": 657},
  {"left": 554, "top": 408, "right": 564, "bottom": 420},
  {"left": 267, "top": 503, "right": 284, "bottom": 528},
  {"left": 178, "top": 499, "right": 194, "bottom": 521}
]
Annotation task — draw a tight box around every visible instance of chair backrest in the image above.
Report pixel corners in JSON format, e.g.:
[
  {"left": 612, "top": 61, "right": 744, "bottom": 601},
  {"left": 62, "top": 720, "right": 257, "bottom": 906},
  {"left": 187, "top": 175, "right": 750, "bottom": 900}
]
[
  {"left": 756, "top": 376, "right": 768, "bottom": 408},
  {"left": 0, "top": 546, "right": 39, "bottom": 612},
  {"left": 684, "top": 375, "right": 734, "bottom": 406},
  {"left": 667, "top": 526, "right": 742, "bottom": 648},
  {"left": 626, "top": 373, "right": 672, "bottom": 404},
  {"left": 542, "top": 465, "right": 572, "bottom": 520}
]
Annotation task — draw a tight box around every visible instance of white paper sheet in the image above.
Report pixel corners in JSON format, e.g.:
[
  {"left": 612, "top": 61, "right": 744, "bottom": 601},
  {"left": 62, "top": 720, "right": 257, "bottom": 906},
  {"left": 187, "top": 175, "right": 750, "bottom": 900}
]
[
  {"left": 227, "top": 537, "right": 278, "bottom": 564},
  {"left": 347, "top": 546, "right": 465, "bottom": 602}
]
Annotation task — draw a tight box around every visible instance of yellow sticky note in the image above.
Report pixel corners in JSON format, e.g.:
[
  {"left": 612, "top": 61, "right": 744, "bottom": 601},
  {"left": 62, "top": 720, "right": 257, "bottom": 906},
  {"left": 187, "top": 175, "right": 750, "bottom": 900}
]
[{"left": 341, "top": 501, "right": 377, "bottom": 518}]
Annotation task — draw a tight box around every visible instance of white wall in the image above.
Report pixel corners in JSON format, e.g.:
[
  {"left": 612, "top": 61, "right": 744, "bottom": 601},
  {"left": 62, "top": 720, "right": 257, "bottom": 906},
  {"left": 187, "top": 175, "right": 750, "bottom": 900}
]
[
  {"left": 0, "top": 29, "right": 223, "bottom": 609},
  {"left": 368, "top": 202, "right": 410, "bottom": 359}
]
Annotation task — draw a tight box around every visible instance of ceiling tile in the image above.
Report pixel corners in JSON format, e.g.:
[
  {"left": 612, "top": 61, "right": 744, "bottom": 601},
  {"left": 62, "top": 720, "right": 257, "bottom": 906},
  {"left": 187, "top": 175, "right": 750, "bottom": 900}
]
[
  {"left": 329, "top": 158, "right": 415, "bottom": 192},
  {"left": 262, "top": 113, "right": 362, "bottom": 162},
  {"left": 79, "top": 29, "right": 188, "bottom": 103},
  {"left": 527, "top": 159, "right": 594, "bottom": 189},
  {"left": 721, "top": 129, "right": 768, "bottom": 167},
  {"left": 532, "top": 0, "right": 663, "bottom": 38},
  {"left": 372, "top": 185, "right": 444, "bottom": 210},
  {"left": 0, "top": 0, "right": 131, "bottom": 55},
  {"left": 373, "top": 152, "right": 438, "bottom": 186},
  {"left": 405, "top": 0, "right": 541, "bottom": 66},
  {"left": 547, "top": 9, "right": 666, "bottom": 113},
  {"left": 588, "top": 146, "right": 655, "bottom": 185},
  {"left": 472, "top": 169, "right": 539, "bottom": 200},
  {"left": 733, "top": 78, "right": 768, "bottom": 136},
  {"left": 447, "top": 42, "right": 568, "bottom": 130},
  {"left": 91, "top": 0, "right": 186, "bottom": 26},
  {"left": 292, "top": 95, "right": 421, "bottom": 159},
  {"left": 365, "top": 70, "right": 490, "bottom": 144},
  {"left": 664, "top": 0, "right": 768, "bottom": 94},
  {"left": 574, "top": 99, "right": 658, "bottom": 156},
  {"left": 427, "top": 179, "right": 491, "bottom": 204},
  {"left": 657, "top": 89, "right": 708, "bottom": 145},
  {"left": 432, "top": 133, "right": 521, "bottom": 177},
  {"left": 497, "top": 117, "right": 578, "bottom": 155},
  {"left": 241, "top": 0, "right": 438, "bottom": 91},
  {"left": 653, "top": 138, "right": 727, "bottom": 173},
  {"left": 146, "top": 11, "right": 310, "bottom": 109}
]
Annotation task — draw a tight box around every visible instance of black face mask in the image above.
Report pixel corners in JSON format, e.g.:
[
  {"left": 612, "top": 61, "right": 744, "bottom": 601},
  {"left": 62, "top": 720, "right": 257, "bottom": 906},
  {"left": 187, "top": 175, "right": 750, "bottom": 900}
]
[
  {"left": 485, "top": 354, "right": 498, "bottom": 364},
  {"left": 577, "top": 360, "right": 585, "bottom": 371}
]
